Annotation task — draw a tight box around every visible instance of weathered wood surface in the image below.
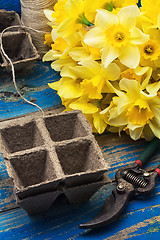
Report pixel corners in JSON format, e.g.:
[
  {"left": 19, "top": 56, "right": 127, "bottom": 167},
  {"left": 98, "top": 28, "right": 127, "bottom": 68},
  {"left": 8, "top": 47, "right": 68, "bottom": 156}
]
[
  {"left": 0, "top": 62, "right": 62, "bottom": 121},
  {"left": 0, "top": 128, "right": 160, "bottom": 239}
]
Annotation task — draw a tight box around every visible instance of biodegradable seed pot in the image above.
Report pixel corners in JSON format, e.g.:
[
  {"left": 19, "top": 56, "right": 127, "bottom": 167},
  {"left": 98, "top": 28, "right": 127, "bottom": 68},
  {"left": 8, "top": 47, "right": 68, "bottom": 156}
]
[
  {"left": 0, "top": 10, "right": 39, "bottom": 71},
  {"left": 0, "top": 110, "right": 109, "bottom": 214}
]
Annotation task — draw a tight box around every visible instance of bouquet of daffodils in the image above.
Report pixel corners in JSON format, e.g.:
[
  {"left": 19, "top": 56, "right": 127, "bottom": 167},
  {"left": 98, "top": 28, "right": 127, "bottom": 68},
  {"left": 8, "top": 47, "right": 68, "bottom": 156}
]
[{"left": 43, "top": 0, "right": 160, "bottom": 141}]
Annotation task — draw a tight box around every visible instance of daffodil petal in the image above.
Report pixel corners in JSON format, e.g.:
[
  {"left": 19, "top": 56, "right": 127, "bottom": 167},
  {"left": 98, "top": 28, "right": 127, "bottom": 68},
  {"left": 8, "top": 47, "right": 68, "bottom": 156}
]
[
  {"left": 84, "top": 27, "right": 106, "bottom": 48},
  {"left": 108, "top": 109, "right": 128, "bottom": 126},
  {"left": 69, "top": 65, "right": 93, "bottom": 79},
  {"left": 69, "top": 47, "right": 90, "bottom": 61},
  {"left": 118, "top": 5, "right": 140, "bottom": 28},
  {"left": 69, "top": 102, "right": 98, "bottom": 114},
  {"left": 95, "top": 9, "right": 119, "bottom": 29},
  {"left": 105, "top": 63, "right": 121, "bottom": 81},
  {"left": 119, "top": 78, "right": 139, "bottom": 95},
  {"left": 44, "top": 9, "right": 54, "bottom": 21},
  {"left": 80, "top": 60, "right": 100, "bottom": 75},
  {"left": 146, "top": 82, "right": 160, "bottom": 95},
  {"left": 51, "top": 57, "right": 76, "bottom": 71},
  {"left": 58, "top": 78, "right": 82, "bottom": 99},
  {"left": 143, "top": 125, "right": 155, "bottom": 141},
  {"left": 128, "top": 125, "right": 143, "bottom": 140},
  {"left": 65, "top": 0, "right": 84, "bottom": 17},
  {"left": 149, "top": 118, "right": 160, "bottom": 139},
  {"left": 102, "top": 44, "right": 120, "bottom": 68},
  {"left": 119, "top": 44, "right": 140, "bottom": 68},
  {"left": 135, "top": 65, "right": 150, "bottom": 75},
  {"left": 157, "top": 13, "right": 160, "bottom": 28},
  {"left": 42, "top": 50, "right": 57, "bottom": 62},
  {"left": 60, "top": 66, "right": 77, "bottom": 79},
  {"left": 113, "top": 95, "right": 131, "bottom": 114},
  {"left": 150, "top": 100, "right": 160, "bottom": 119},
  {"left": 93, "top": 112, "right": 107, "bottom": 134},
  {"left": 48, "top": 81, "right": 60, "bottom": 91},
  {"left": 141, "top": 67, "right": 152, "bottom": 90},
  {"left": 130, "top": 27, "right": 149, "bottom": 45},
  {"left": 51, "top": 28, "right": 58, "bottom": 42},
  {"left": 57, "top": 17, "right": 76, "bottom": 38}
]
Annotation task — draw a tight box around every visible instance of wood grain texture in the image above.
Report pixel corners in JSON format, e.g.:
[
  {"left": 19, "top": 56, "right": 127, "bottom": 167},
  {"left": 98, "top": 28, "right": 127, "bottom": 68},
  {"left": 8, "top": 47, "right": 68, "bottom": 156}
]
[
  {"left": 0, "top": 182, "right": 160, "bottom": 240},
  {"left": 0, "top": 132, "right": 160, "bottom": 239},
  {"left": 0, "top": 62, "right": 62, "bottom": 120},
  {"left": 0, "top": 0, "right": 21, "bottom": 13}
]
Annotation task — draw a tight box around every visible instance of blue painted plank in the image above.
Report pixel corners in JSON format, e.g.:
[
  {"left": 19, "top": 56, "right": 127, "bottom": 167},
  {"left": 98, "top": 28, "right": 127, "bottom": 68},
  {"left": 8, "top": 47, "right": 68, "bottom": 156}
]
[
  {"left": 96, "top": 134, "right": 160, "bottom": 179},
  {"left": 0, "top": 62, "right": 62, "bottom": 120},
  {"left": 0, "top": 132, "right": 160, "bottom": 240},
  {"left": 0, "top": 154, "right": 9, "bottom": 180},
  {"left": 0, "top": 0, "right": 21, "bottom": 13},
  {"left": 0, "top": 178, "right": 17, "bottom": 212},
  {"left": 0, "top": 181, "right": 160, "bottom": 240}
]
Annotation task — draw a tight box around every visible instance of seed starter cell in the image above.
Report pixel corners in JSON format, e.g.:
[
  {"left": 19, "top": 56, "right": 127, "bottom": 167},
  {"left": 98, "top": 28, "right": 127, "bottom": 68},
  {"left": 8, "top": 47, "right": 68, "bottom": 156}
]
[{"left": 0, "top": 10, "right": 21, "bottom": 33}]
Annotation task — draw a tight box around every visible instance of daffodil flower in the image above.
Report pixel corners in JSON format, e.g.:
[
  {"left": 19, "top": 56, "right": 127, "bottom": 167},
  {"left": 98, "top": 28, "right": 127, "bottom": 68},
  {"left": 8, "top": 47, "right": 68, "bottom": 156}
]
[
  {"left": 57, "top": 0, "right": 93, "bottom": 40},
  {"left": 42, "top": 29, "right": 79, "bottom": 71},
  {"left": 68, "top": 45, "right": 101, "bottom": 62},
  {"left": 101, "top": 78, "right": 160, "bottom": 140},
  {"left": 63, "top": 60, "right": 121, "bottom": 99},
  {"left": 84, "top": 5, "right": 149, "bottom": 68},
  {"left": 121, "top": 65, "right": 152, "bottom": 90},
  {"left": 138, "top": 30, "right": 160, "bottom": 70},
  {"left": 49, "top": 77, "right": 82, "bottom": 99}
]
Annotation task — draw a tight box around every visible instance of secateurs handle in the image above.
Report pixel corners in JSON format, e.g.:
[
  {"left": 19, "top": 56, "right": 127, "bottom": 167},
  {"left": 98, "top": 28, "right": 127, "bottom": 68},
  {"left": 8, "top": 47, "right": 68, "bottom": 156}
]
[{"left": 135, "top": 137, "right": 160, "bottom": 168}]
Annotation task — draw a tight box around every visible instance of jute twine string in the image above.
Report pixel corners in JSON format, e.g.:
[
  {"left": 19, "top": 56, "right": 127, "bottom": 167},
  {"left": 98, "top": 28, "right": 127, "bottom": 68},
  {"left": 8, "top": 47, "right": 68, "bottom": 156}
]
[
  {"left": 0, "top": 25, "right": 45, "bottom": 117},
  {"left": 20, "top": 0, "right": 57, "bottom": 57}
]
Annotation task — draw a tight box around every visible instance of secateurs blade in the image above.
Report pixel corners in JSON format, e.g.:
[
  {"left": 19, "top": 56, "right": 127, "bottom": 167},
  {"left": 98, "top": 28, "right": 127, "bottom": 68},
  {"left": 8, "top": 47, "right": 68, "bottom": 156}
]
[{"left": 79, "top": 137, "right": 160, "bottom": 229}]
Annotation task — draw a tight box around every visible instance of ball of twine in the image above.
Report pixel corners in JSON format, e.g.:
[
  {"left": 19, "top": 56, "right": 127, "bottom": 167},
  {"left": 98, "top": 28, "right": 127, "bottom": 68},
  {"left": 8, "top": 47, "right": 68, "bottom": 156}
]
[{"left": 20, "top": 0, "right": 57, "bottom": 57}]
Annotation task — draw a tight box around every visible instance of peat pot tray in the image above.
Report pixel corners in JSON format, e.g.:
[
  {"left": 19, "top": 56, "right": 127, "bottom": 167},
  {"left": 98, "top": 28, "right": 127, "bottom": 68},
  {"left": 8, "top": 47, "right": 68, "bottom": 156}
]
[{"left": 0, "top": 110, "right": 109, "bottom": 214}]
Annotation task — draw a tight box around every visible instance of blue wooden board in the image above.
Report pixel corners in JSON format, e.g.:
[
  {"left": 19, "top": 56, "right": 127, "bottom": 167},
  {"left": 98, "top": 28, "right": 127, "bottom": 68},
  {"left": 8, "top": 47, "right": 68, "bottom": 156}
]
[
  {"left": 0, "top": 0, "right": 21, "bottom": 13},
  {"left": 0, "top": 62, "right": 62, "bottom": 120}
]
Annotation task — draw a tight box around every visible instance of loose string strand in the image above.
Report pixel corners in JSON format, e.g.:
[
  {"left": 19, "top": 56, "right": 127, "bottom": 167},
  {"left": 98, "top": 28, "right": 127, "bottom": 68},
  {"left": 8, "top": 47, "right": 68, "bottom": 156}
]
[{"left": 0, "top": 25, "right": 46, "bottom": 118}]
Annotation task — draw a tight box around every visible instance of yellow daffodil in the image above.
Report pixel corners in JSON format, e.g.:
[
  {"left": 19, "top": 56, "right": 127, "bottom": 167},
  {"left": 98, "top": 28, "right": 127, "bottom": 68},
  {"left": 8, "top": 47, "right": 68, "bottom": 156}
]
[
  {"left": 121, "top": 65, "right": 152, "bottom": 89},
  {"left": 138, "top": 30, "right": 160, "bottom": 69},
  {"left": 84, "top": 5, "right": 149, "bottom": 68},
  {"left": 101, "top": 78, "right": 160, "bottom": 140},
  {"left": 64, "top": 60, "right": 121, "bottom": 99},
  {"left": 68, "top": 45, "right": 101, "bottom": 62},
  {"left": 42, "top": 29, "right": 79, "bottom": 71},
  {"left": 49, "top": 77, "right": 82, "bottom": 99},
  {"left": 57, "top": 0, "right": 93, "bottom": 40},
  {"left": 43, "top": 47, "right": 76, "bottom": 71}
]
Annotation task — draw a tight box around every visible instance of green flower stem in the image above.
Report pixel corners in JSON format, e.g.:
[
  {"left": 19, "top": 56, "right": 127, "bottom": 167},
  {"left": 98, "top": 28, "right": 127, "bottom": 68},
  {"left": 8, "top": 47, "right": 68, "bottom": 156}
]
[
  {"left": 104, "top": 1, "right": 114, "bottom": 12},
  {"left": 77, "top": 13, "right": 94, "bottom": 26}
]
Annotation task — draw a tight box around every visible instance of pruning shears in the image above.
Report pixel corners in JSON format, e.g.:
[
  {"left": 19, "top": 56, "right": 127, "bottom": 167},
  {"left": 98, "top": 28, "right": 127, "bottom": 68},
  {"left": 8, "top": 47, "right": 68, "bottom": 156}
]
[{"left": 79, "top": 137, "right": 160, "bottom": 229}]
